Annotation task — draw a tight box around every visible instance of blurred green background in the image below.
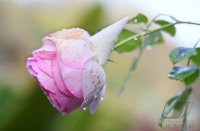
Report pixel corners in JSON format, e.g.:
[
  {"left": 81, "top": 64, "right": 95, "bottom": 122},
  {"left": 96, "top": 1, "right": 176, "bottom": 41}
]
[{"left": 0, "top": 1, "right": 200, "bottom": 131}]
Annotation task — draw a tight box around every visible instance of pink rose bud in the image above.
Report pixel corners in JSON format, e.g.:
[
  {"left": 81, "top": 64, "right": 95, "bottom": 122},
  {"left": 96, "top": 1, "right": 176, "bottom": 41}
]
[{"left": 26, "top": 17, "right": 129, "bottom": 115}]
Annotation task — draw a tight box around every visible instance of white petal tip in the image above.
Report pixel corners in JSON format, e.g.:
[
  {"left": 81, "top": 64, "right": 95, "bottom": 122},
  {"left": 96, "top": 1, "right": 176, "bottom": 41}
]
[{"left": 90, "top": 16, "right": 130, "bottom": 65}]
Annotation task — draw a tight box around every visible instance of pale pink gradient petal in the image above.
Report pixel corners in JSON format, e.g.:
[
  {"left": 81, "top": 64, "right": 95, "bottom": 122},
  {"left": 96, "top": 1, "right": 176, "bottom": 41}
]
[
  {"left": 57, "top": 39, "right": 94, "bottom": 68},
  {"left": 52, "top": 59, "right": 72, "bottom": 96},
  {"left": 50, "top": 28, "right": 90, "bottom": 40},
  {"left": 38, "top": 78, "right": 82, "bottom": 114},
  {"left": 37, "top": 70, "right": 56, "bottom": 93},
  {"left": 49, "top": 92, "right": 82, "bottom": 114},
  {"left": 80, "top": 57, "right": 106, "bottom": 111},
  {"left": 89, "top": 85, "right": 106, "bottom": 114},
  {"left": 42, "top": 36, "right": 57, "bottom": 47},
  {"left": 59, "top": 60, "right": 83, "bottom": 98},
  {"left": 33, "top": 55, "right": 53, "bottom": 77},
  {"left": 33, "top": 50, "right": 56, "bottom": 59},
  {"left": 26, "top": 58, "right": 40, "bottom": 77}
]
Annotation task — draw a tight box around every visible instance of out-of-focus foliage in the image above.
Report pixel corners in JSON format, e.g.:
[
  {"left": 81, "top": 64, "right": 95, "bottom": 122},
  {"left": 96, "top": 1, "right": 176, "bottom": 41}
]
[
  {"left": 168, "top": 65, "right": 198, "bottom": 81},
  {"left": 192, "top": 48, "right": 200, "bottom": 66},
  {"left": 144, "top": 31, "right": 164, "bottom": 46},
  {"left": 159, "top": 88, "right": 192, "bottom": 127},
  {"left": 154, "top": 20, "right": 176, "bottom": 36},
  {"left": 128, "top": 13, "right": 148, "bottom": 24},
  {"left": 114, "top": 13, "right": 200, "bottom": 131},
  {"left": 169, "top": 47, "right": 196, "bottom": 64}
]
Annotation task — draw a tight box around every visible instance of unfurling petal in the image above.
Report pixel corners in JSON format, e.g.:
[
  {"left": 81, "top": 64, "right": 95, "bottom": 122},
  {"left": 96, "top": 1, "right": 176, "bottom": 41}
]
[
  {"left": 89, "top": 85, "right": 106, "bottom": 114},
  {"left": 81, "top": 57, "right": 106, "bottom": 113},
  {"left": 89, "top": 17, "right": 129, "bottom": 65}
]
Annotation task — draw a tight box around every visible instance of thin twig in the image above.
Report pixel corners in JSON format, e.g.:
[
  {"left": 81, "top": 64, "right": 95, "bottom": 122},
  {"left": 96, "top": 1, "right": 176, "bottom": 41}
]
[
  {"left": 146, "top": 14, "right": 178, "bottom": 28},
  {"left": 114, "top": 21, "right": 200, "bottom": 50},
  {"left": 118, "top": 45, "right": 143, "bottom": 95}
]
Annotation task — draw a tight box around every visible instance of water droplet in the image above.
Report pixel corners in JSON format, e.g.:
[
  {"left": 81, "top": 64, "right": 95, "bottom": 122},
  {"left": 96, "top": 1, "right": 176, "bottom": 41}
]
[
  {"left": 180, "top": 53, "right": 185, "bottom": 57},
  {"left": 140, "top": 32, "right": 145, "bottom": 35},
  {"left": 146, "top": 45, "right": 152, "bottom": 51},
  {"left": 101, "top": 97, "right": 104, "bottom": 100},
  {"left": 83, "top": 107, "right": 87, "bottom": 110},
  {"left": 94, "top": 95, "right": 98, "bottom": 99},
  {"left": 134, "top": 19, "right": 138, "bottom": 23},
  {"left": 134, "top": 37, "right": 138, "bottom": 41},
  {"left": 92, "top": 72, "right": 96, "bottom": 75}
]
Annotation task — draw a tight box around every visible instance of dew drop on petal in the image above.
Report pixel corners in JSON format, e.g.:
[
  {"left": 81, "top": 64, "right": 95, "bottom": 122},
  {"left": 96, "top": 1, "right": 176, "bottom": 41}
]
[
  {"left": 92, "top": 71, "right": 96, "bottom": 75},
  {"left": 83, "top": 107, "right": 87, "bottom": 110},
  {"left": 101, "top": 97, "right": 104, "bottom": 100},
  {"left": 94, "top": 95, "right": 98, "bottom": 99},
  {"left": 180, "top": 53, "right": 185, "bottom": 57}
]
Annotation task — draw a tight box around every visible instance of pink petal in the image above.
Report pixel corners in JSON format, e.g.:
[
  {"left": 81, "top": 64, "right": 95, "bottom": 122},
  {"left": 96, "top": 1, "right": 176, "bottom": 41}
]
[
  {"left": 80, "top": 57, "right": 106, "bottom": 112},
  {"left": 37, "top": 70, "right": 56, "bottom": 93},
  {"left": 39, "top": 76, "right": 82, "bottom": 115},
  {"left": 89, "top": 85, "right": 106, "bottom": 114},
  {"left": 33, "top": 38, "right": 56, "bottom": 59},
  {"left": 42, "top": 36, "right": 57, "bottom": 47},
  {"left": 59, "top": 60, "right": 83, "bottom": 98},
  {"left": 32, "top": 44, "right": 56, "bottom": 78},
  {"left": 50, "top": 28, "right": 90, "bottom": 40},
  {"left": 34, "top": 55, "right": 53, "bottom": 77},
  {"left": 26, "top": 57, "right": 40, "bottom": 77},
  {"left": 52, "top": 59, "right": 72, "bottom": 96},
  {"left": 57, "top": 39, "right": 94, "bottom": 68},
  {"left": 48, "top": 92, "right": 82, "bottom": 114}
]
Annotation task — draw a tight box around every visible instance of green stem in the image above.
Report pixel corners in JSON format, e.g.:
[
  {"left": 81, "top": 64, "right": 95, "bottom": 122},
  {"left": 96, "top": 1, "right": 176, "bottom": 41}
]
[
  {"left": 114, "top": 21, "right": 200, "bottom": 49},
  {"left": 182, "top": 39, "right": 200, "bottom": 131},
  {"left": 118, "top": 45, "right": 143, "bottom": 95},
  {"left": 182, "top": 103, "right": 189, "bottom": 131}
]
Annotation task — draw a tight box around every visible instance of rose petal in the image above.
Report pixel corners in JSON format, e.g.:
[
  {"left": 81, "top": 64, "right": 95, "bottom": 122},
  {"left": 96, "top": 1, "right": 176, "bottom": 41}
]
[
  {"left": 33, "top": 55, "right": 53, "bottom": 77},
  {"left": 59, "top": 60, "right": 83, "bottom": 98},
  {"left": 89, "top": 85, "right": 106, "bottom": 114},
  {"left": 80, "top": 57, "right": 106, "bottom": 111},
  {"left": 37, "top": 70, "right": 56, "bottom": 93},
  {"left": 50, "top": 28, "right": 90, "bottom": 40},
  {"left": 57, "top": 39, "right": 94, "bottom": 68},
  {"left": 26, "top": 57, "right": 40, "bottom": 77},
  {"left": 52, "top": 59, "right": 72, "bottom": 96},
  {"left": 49, "top": 92, "right": 82, "bottom": 114}
]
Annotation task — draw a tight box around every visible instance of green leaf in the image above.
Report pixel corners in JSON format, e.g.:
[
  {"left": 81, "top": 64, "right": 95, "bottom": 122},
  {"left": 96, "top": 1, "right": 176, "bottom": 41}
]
[
  {"left": 154, "top": 20, "right": 176, "bottom": 36},
  {"left": 128, "top": 13, "right": 148, "bottom": 24},
  {"left": 115, "top": 29, "right": 141, "bottom": 53},
  {"left": 144, "top": 31, "right": 164, "bottom": 46},
  {"left": 168, "top": 65, "right": 198, "bottom": 81},
  {"left": 191, "top": 48, "right": 200, "bottom": 66},
  {"left": 169, "top": 47, "right": 196, "bottom": 64},
  {"left": 159, "top": 88, "right": 192, "bottom": 127},
  {"left": 185, "top": 69, "right": 199, "bottom": 85}
]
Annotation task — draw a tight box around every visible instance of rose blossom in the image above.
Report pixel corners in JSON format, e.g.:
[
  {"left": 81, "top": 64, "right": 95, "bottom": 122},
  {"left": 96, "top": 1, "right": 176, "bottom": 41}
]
[{"left": 26, "top": 17, "right": 129, "bottom": 115}]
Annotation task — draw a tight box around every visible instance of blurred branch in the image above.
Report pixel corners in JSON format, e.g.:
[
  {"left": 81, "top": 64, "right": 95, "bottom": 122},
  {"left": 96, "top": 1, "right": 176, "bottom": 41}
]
[{"left": 114, "top": 21, "right": 200, "bottom": 49}]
